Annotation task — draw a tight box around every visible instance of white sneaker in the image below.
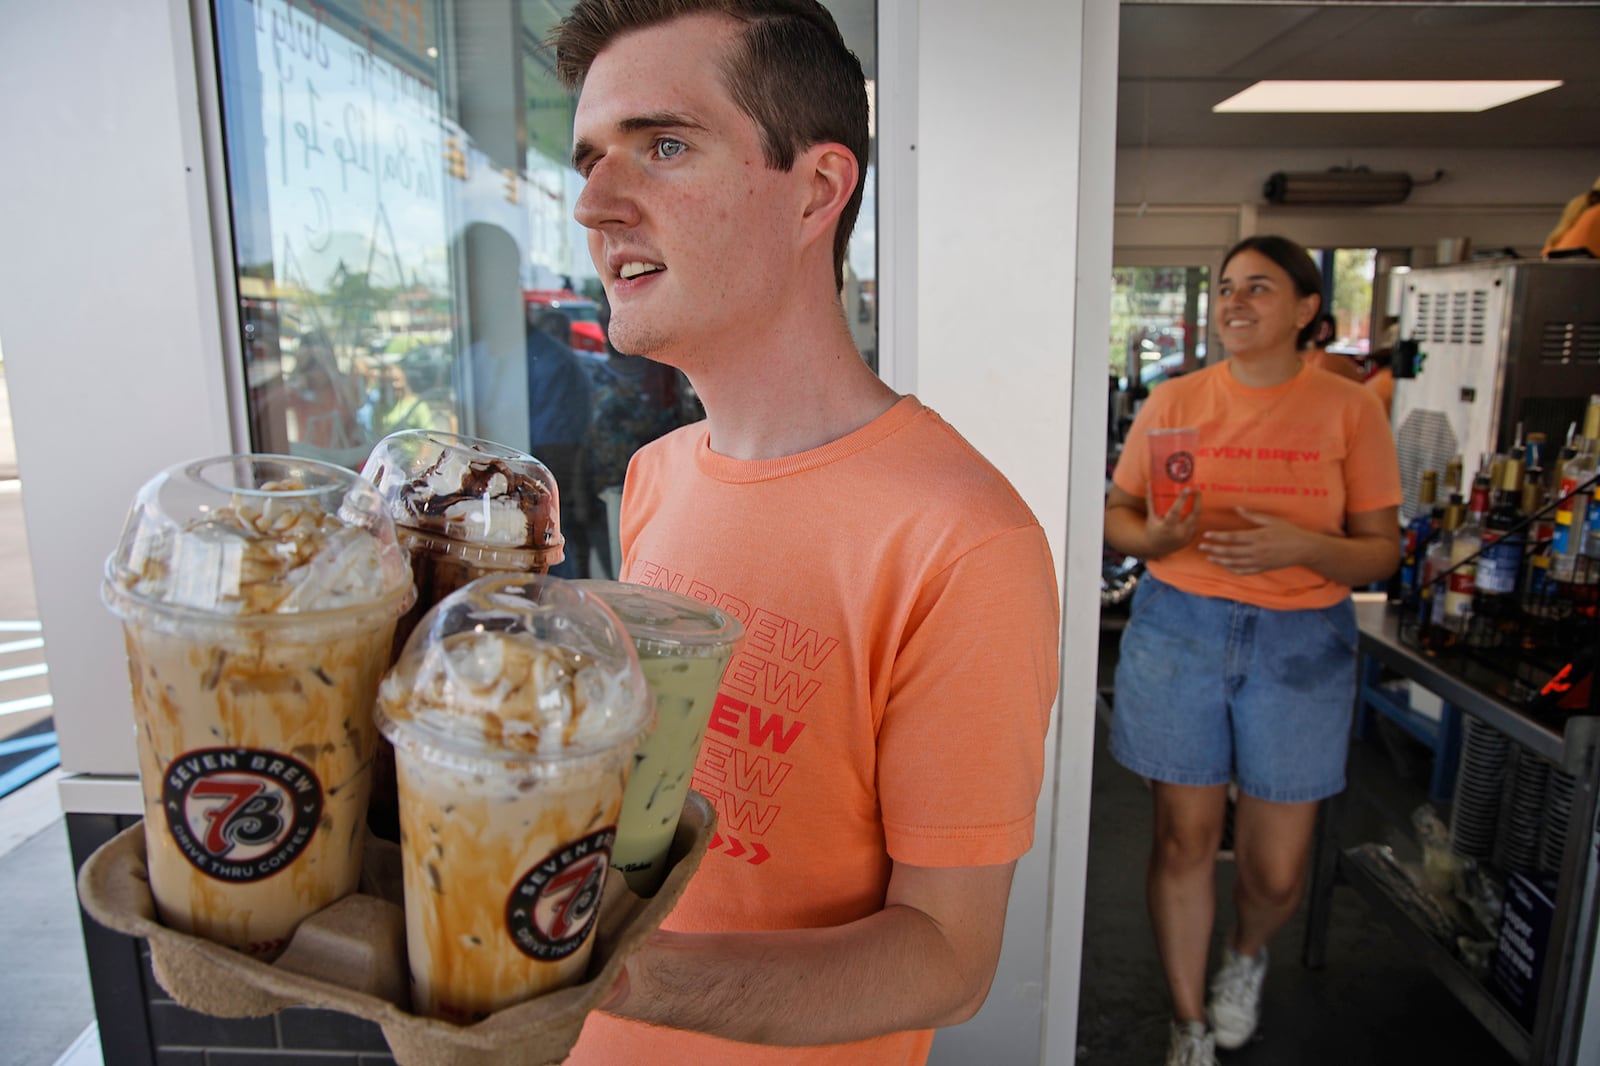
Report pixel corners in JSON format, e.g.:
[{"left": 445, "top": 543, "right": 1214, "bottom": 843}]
[
  {"left": 1207, "top": 945, "right": 1268, "bottom": 1049},
  {"left": 1166, "top": 1020, "right": 1217, "bottom": 1066}
]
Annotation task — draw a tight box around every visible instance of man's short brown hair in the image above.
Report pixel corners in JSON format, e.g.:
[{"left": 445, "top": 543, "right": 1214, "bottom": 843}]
[{"left": 552, "top": 0, "right": 869, "bottom": 291}]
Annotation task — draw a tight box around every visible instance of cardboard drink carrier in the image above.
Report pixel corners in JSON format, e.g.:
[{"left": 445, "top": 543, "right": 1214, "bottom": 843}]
[
  {"left": 77, "top": 793, "right": 714, "bottom": 1066},
  {"left": 86, "top": 457, "right": 713, "bottom": 1065}
]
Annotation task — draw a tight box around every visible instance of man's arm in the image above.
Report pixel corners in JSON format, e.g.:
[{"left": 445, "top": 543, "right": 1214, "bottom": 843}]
[{"left": 604, "top": 859, "right": 1017, "bottom": 1045}]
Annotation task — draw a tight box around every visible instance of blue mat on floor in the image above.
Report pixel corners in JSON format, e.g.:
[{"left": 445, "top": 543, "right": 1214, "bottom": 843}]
[{"left": 0, "top": 718, "right": 58, "bottom": 800}]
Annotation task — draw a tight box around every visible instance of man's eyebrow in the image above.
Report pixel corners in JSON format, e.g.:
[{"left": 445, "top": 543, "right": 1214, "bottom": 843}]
[{"left": 570, "top": 112, "right": 710, "bottom": 172}]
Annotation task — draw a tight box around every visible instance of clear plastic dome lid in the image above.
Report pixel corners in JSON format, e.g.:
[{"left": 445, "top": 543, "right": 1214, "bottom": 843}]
[
  {"left": 569, "top": 580, "right": 744, "bottom": 659},
  {"left": 376, "top": 574, "right": 653, "bottom": 764},
  {"left": 361, "top": 430, "right": 563, "bottom": 558},
  {"left": 102, "top": 454, "right": 413, "bottom": 622}
]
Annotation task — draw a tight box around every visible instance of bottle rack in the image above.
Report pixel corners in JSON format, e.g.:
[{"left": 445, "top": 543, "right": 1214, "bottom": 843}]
[{"left": 1397, "top": 471, "right": 1600, "bottom": 720}]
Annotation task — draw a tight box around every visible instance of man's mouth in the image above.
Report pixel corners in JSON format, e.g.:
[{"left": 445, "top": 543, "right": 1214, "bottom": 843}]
[{"left": 618, "top": 261, "right": 664, "bottom": 281}]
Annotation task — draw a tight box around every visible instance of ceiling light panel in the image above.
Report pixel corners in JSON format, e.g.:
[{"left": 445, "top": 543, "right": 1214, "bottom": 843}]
[{"left": 1213, "top": 80, "right": 1563, "bottom": 114}]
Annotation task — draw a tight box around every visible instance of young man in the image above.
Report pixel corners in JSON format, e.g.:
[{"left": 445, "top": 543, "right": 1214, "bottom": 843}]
[{"left": 554, "top": 3, "right": 1062, "bottom": 1062}]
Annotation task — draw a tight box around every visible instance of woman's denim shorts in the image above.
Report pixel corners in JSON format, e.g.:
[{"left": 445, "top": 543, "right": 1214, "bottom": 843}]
[{"left": 1109, "top": 572, "right": 1358, "bottom": 804}]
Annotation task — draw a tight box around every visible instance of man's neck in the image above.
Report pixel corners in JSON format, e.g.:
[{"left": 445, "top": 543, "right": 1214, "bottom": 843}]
[{"left": 685, "top": 302, "right": 899, "bottom": 461}]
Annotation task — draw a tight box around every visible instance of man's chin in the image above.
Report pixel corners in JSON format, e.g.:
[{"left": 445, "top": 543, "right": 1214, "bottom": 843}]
[{"left": 608, "top": 322, "right": 675, "bottom": 364}]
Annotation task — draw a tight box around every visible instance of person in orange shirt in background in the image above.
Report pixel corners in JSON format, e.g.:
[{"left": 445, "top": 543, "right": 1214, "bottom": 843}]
[
  {"left": 555, "top": 3, "right": 1062, "bottom": 1064},
  {"left": 1105, "top": 236, "right": 1400, "bottom": 1065},
  {"left": 1543, "top": 175, "right": 1600, "bottom": 258},
  {"left": 1365, "top": 347, "right": 1396, "bottom": 420},
  {"left": 1299, "top": 311, "right": 1365, "bottom": 383}
]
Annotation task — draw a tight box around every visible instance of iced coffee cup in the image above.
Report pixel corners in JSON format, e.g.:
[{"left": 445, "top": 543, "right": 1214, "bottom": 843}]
[
  {"left": 572, "top": 581, "right": 743, "bottom": 895},
  {"left": 363, "top": 429, "right": 564, "bottom": 655},
  {"left": 102, "top": 455, "right": 414, "bottom": 960},
  {"left": 1147, "top": 427, "right": 1199, "bottom": 518},
  {"left": 362, "top": 430, "right": 564, "bottom": 839},
  {"left": 375, "top": 574, "right": 653, "bottom": 1022}
]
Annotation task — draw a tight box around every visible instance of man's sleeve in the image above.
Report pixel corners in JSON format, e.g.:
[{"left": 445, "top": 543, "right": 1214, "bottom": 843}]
[{"left": 877, "top": 525, "right": 1061, "bottom": 868}]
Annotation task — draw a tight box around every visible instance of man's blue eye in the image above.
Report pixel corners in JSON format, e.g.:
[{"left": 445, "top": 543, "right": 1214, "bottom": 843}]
[{"left": 659, "top": 139, "right": 686, "bottom": 158}]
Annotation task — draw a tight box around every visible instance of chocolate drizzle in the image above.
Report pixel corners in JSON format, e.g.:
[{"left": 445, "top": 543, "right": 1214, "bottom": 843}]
[{"left": 400, "top": 452, "right": 559, "bottom": 549}]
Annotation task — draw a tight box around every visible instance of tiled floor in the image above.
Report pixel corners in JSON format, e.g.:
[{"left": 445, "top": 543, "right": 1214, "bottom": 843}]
[{"left": 1080, "top": 622, "right": 1522, "bottom": 1065}]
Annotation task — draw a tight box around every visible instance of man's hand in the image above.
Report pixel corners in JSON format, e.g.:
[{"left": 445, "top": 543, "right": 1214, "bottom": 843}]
[{"left": 1198, "top": 507, "right": 1313, "bottom": 575}]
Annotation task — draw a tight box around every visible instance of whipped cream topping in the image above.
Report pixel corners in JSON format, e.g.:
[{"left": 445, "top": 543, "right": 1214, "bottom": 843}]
[
  {"left": 378, "top": 628, "right": 641, "bottom": 756},
  {"left": 392, "top": 449, "right": 558, "bottom": 550},
  {"left": 119, "top": 479, "right": 396, "bottom": 615}
]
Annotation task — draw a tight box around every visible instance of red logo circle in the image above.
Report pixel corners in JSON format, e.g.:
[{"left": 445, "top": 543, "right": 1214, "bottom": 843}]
[
  {"left": 161, "top": 747, "right": 323, "bottom": 883},
  {"left": 506, "top": 828, "right": 615, "bottom": 961}
]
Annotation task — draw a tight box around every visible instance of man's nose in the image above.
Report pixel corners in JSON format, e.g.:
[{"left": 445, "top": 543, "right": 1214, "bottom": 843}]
[{"left": 574, "top": 155, "right": 640, "bottom": 230}]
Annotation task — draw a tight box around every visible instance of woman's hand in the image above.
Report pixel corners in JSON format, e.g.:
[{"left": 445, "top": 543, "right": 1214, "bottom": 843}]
[
  {"left": 1144, "top": 487, "right": 1201, "bottom": 558},
  {"left": 1198, "top": 507, "right": 1313, "bottom": 575}
]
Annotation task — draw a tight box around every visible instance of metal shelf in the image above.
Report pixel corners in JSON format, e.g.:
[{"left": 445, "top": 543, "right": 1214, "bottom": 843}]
[
  {"left": 1354, "top": 600, "right": 1600, "bottom": 775},
  {"left": 1339, "top": 845, "right": 1532, "bottom": 1064}
]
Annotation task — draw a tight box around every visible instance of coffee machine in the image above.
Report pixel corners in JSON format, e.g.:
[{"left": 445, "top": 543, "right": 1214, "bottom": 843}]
[{"left": 1391, "top": 258, "right": 1600, "bottom": 520}]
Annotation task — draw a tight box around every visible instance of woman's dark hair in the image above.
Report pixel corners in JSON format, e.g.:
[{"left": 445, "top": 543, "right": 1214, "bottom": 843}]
[
  {"left": 1221, "top": 235, "right": 1324, "bottom": 348},
  {"left": 1305, "top": 311, "right": 1337, "bottom": 351}
]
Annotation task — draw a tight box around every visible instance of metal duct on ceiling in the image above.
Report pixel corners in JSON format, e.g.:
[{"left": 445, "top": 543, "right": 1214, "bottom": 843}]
[{"left": 1263, "top": 168, "right": 1415, "bottom": 206}]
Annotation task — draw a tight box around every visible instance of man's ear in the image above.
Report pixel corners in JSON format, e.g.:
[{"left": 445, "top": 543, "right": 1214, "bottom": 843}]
[{"left": 799, "top": 143, "right": 858, "bottom": 244}]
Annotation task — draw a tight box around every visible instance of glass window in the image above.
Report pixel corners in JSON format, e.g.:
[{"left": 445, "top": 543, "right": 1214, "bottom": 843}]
[
  {"left": 1107, "top": 266, "right": 1207, "bottom": 443},
  {"left": 1307, "top": 247, "right": 1377, "bottom": 357},
  {"left": 211, "top": 0, "right": 877, "bottom": 578}
]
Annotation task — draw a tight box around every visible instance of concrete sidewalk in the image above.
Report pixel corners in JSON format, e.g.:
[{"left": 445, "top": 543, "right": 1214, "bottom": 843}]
[
  {"left": 0, "top": 363, "right": 95, "bottom": 1065},
  {"left": 0, "top": 368, "right": 17, "bottom": 481}
]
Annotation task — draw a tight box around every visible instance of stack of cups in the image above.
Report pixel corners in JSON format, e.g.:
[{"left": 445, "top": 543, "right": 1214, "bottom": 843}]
[
  {"left": 102, "top": 455, "right": 414, "bottom": 959},
  {"left": 573, "top": 581, "right": 744, "bottom": 895},
  {"left": 1450, "top": 717, "right": 1511, "bottom": 863},
  {"left": 375, "top": 574, "right": 654, "bottom": 1023},
  {"left": 362, "top": 430, "right": 565, "bottom": 839}
]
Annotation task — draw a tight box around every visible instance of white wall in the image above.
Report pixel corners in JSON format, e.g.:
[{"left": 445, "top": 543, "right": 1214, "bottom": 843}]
[
  {"left": 0, "top": 0, "right": 234, "bottom": 790},
  {"left": 914, "top": 0, "right": 1114, "bottom": 1062},
  {"left": 1114, "top": 146, "right": 1597, "bottom": 262}
]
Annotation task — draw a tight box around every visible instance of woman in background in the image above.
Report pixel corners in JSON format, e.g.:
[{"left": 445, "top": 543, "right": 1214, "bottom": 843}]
[
  {"left": 1299, "top": 311, "right": 1364, "bottom": 383},
  {"left": 1104, "top": 236, "right": 1401, "bottom": 1066}
]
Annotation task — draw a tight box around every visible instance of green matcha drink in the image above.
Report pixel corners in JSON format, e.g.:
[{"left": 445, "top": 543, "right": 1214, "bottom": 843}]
[{"left": 572, "top": 581, "right": 743, "bottom": 895}]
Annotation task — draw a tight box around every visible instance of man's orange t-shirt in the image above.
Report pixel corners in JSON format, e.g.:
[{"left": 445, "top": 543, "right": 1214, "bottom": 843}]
[
  {"left": 1114, "top": 363, "right": 1401, "bottom": 610},
  {"left": 567, "top": 397, "right": 1061, "bottom": 1065}
]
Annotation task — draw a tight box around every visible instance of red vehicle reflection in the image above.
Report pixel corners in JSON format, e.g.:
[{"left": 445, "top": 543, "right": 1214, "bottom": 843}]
[{"left": 523, "top": 289, "right": 606, "bottom": 358}]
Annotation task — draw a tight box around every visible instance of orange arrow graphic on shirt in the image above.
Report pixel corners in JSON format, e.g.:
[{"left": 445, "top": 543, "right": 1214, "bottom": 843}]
[
  {"left": 749, "top": 842, "right": 770, "bottom": 865},
  {"left": 725, "top": 836, "right": 746, "bottom": 859}
]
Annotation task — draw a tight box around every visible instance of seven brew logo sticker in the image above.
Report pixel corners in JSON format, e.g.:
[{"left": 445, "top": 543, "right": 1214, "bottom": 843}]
[
  {"left": 162, "top": 747, "right": 323, "bottom": 882},
  {"left": 506, "top": 828, "right": 615, "bottom": 961},
  {"left": 1165, "top": 450, "right": 1195, "bottom": 484}
]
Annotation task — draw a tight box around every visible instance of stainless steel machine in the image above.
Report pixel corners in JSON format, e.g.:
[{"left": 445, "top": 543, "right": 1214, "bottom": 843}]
[{"left": 1392, "top": 259, "right": 1600, "bottom": 519}]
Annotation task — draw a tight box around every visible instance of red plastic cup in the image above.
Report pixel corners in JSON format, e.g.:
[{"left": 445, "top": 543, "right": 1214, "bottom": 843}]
[{"left": 1148, "top": 428, "right": 1198, "bottom": 518}]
